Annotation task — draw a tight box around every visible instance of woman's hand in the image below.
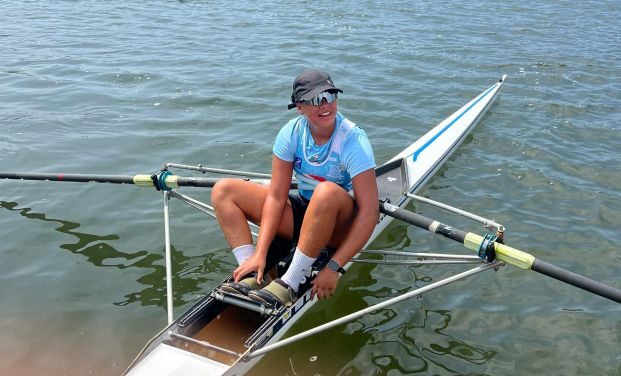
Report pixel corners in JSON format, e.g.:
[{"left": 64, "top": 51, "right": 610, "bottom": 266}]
[
  {"left": 311, "top": 268, "right": 340, "bottom": 300},
  {"left": 233, "top": 253, "right": 266, "bottom": 284}
]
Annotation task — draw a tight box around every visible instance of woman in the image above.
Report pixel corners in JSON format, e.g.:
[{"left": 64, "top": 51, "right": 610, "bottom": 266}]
[{"left": 212, "top": 69, "right": 379, "bottom": 307}]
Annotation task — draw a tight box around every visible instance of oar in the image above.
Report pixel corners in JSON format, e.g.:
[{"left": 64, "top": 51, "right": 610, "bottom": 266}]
[
  {"left": 379, "top": 201, "right": 621, "bottom": 303},
  {"left": 4, "top": 171, "right": 618, "bottom": 302},
  {"left": 0, "top": 171, "right": 298, "bottom": 190}
]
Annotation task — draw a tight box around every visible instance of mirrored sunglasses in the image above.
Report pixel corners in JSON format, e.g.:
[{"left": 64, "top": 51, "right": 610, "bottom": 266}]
[{"left": 302, "top": 91, "right": 338, "bottom": 106}]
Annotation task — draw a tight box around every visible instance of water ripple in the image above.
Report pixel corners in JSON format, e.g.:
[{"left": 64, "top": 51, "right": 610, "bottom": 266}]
[{"left": 1, "top": 0, "right": 620, "bottom": 375}]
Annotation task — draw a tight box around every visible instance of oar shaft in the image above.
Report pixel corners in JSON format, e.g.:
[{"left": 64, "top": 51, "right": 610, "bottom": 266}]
[
  {"left": 380, "top": 201, "right": 621, "bottom": 304},
  {"left": 0, "top": 172, "right": 224, "bottom": 188},
  {"left": 0, "top": 172, "right": 135, "bottom": 184},
  {"left": 532, "top": 259, "right": 621, "bottom": 303},
  {"left": 0, "top": 171, "right": 291, "bottom": 189}
]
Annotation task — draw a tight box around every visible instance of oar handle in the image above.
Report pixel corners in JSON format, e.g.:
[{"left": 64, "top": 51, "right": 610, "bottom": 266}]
[{"left": 379, "top": 200, "right": 469, "bottom": 243}]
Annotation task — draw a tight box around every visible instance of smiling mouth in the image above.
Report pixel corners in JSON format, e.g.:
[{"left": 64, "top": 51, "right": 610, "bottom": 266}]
[{"left": 318, "top": 111, "right": 331, "bottom": 117}]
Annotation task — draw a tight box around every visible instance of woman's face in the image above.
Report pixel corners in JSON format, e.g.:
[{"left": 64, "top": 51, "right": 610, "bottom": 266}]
[{"left": 296, "top": 94, "right": 338, "bottom": 129}]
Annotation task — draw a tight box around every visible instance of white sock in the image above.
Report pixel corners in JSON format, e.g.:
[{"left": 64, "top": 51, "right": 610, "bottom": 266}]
[
  {"left": 232, "top": 244, "right": 255, "bottom": 265},
  {"left": 281, "top": 248, "right": 317, "bottom": 293}
]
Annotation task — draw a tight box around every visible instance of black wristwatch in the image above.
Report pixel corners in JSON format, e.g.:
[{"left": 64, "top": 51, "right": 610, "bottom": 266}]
[{"left": 327, "top": 259, "right": 346, "bottom": 275}]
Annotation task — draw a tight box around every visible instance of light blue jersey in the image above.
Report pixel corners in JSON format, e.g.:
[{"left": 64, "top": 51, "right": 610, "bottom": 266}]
[{"left": 273, "top": 113, "right": 376, "bottom": 200}]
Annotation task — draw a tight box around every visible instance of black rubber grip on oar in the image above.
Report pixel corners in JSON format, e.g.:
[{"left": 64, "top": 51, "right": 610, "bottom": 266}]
[
  {"left": 379, "top": 201, "right": 468, "bottom": 243},
  {"left": 532, "top": 259, "right": 621, "bottom": 303}
]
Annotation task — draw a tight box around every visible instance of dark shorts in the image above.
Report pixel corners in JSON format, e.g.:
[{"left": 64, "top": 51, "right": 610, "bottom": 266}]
[
  {"left": 288, "top": 193, "right": 309, "bottom": 242},
  {"left": 264, "top": 193, "right": 309, "bottom": 269}
]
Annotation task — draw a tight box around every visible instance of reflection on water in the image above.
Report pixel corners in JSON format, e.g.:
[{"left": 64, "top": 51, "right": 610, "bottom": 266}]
[
  {"left": 415, "top": 309, "right": 496, "bottom": 364},
  {"left": 251, "top": 250, "right": 496, "bottom": 376},
  {"left": 336, "top": 221, "right": 497, "bottom": 375},
  {"left": 342, "top": 308, "right": 495, "bottom": 375},
  {"left": 0, "top": 200, "right": 226, "bottom": 308}
]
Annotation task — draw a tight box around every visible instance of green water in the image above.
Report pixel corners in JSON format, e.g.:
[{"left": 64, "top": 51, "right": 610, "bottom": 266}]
[{"left": 1, "top": 1, "right": 619, "bottom": 375}]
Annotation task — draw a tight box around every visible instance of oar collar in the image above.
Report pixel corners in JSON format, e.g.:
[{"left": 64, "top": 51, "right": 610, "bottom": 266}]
[{"left": 150, "top": 170, "right": 174, "bottom": 191}]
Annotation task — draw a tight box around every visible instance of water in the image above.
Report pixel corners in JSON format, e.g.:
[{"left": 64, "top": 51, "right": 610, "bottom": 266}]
[{"left": 1, "top": 1, "right": 620, "bottom": 375}]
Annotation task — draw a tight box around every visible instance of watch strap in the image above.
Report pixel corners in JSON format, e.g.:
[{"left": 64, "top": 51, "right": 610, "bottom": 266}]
[{"left": 327, "top": 259, "right": 346, "bottom": 275}]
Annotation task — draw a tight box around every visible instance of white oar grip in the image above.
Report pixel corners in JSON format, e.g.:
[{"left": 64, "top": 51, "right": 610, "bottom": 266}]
[
  {"left": 133, "top": 174, "right": 155, "bottom": 187},
  {"left": 464, "top": 233, "right": 535, "bottom": 269},
  {"left": 163, "top": 175, "right": 179, "bottom": 188}
]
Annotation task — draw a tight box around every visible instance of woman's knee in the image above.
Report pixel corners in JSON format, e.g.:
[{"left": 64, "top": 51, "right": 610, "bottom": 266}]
[
  {"left": 212, "top": 179, "right": 240, "bottom": 207},
  {"left": 212, "top": 179, "right": 267, "bottom": 220},
  {"left": 310, "top": 182, "right": 352, "bottom": 209},
  {"left": 313, "top": 181, "right": 346, "bottom": 199}
]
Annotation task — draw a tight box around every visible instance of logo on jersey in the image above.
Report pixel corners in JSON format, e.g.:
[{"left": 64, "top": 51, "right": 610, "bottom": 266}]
[
  {"left": 327, "top": 164, "right": 346, "bottom": 179},
  {"left": 294, "top": 157, "right": 302, "bottom": 170},
  {"left": 309, "top": 153, "right": 321, "bottom": 164}
]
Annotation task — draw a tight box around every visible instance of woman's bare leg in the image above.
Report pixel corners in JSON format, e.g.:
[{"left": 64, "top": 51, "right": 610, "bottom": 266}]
[{"left": 211, "top": 179, "right": 295, "bottom": 247}]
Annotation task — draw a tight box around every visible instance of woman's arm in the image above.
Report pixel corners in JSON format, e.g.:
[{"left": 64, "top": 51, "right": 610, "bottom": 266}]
[
  {"left": 311, "top": 168, "right": 379, "bottom": 299},
  {"left": 332, "top": 168, "right": 379, "bottom": 266},
  {"left": 233, "top": 156, "right": 293, "bottom": 283}
]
